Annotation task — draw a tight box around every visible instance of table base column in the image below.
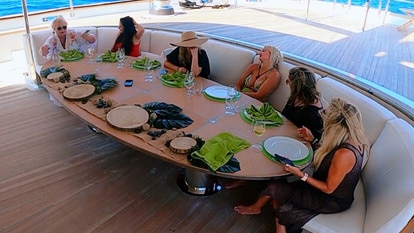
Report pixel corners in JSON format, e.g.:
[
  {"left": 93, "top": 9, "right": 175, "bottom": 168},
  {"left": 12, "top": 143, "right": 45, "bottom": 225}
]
[{"left": 177, "top": 169, "right": 222, "bottom": 196}]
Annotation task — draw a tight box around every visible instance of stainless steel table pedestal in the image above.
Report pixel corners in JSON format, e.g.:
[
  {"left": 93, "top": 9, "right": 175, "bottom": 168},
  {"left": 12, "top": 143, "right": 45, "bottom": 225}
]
[{"left": 177, "top": 169, "right": 221, "bottom": 196}]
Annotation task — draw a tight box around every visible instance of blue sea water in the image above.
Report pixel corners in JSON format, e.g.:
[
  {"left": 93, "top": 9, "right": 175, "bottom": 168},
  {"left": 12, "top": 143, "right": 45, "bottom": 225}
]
[
  {"left": 1, "top": 0, "right": 413, "bottom": 17},
  {"left": 0, "top": 0, "right": 125, "bottom": 17},
  {"left": 320, "top": 0, "right": 414, "bottom": 15}
]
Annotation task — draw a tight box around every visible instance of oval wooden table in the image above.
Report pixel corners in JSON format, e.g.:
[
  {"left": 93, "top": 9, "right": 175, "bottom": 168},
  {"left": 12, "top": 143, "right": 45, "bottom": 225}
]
[{"left": 41, "top": 56, "right": 312, "bottom": 195}]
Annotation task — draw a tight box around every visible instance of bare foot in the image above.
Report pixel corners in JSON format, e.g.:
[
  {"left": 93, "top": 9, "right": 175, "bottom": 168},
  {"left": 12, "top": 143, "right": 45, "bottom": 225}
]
[
  {"left": 225, "top": 179, "right": 247, "bottom": 189},
  {"left": 234, "top": 205, "right": 261, "bottom": 215}
]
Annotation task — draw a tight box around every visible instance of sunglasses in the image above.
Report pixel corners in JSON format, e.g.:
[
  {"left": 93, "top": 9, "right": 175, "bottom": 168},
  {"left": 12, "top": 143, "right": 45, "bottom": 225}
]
[{"left": 57, "top": 26, "right": 67, "bottom": 31}]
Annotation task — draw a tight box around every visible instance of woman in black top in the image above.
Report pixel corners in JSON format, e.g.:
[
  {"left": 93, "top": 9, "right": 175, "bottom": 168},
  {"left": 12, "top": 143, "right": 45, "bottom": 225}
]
[
  {"left": 282, "top": 67, "right": 323, "bottom": 142},
  {"left": 164, "top": 31, "right": 211, "bottom": 79}
]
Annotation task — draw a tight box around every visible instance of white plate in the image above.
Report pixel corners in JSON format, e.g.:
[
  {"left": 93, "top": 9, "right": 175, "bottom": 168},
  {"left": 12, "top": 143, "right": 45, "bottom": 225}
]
[
  {"left": 263, "top": 136, "right": 309, "bottom": 161},
  {"left": 204, "top": 85, "right": 229, "bottom": 99}
]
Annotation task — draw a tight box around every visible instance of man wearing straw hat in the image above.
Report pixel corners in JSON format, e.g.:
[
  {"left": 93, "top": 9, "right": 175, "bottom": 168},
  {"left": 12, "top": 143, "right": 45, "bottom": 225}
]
[{"left": 164, "top": 31, "right": 211, "bottom": 79}]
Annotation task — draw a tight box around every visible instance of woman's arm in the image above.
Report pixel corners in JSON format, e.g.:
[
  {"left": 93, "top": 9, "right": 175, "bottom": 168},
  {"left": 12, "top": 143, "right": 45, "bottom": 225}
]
[
  {"left": 80, "top": 30, "right": 96, "bottom": 44},
  {"left": 133, "top": 21, "right": 145, "bottom": 40},
  {"left": 284, "top": 148, "right": 356, "bottom": 194},
  {"left": 39, "top": 35, "right": 55, "bottom": 58},
  {"left": 190, "top": 47, "right": 202, "bottom": 76}
]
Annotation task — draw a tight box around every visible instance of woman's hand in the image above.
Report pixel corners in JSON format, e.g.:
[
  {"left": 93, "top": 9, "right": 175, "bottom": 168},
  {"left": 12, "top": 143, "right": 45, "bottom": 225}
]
[
  {"left": 40, "top": 44, "right": 50, "bottom": 57},
  {"left": 189, "top": 47, "right": 198, "bottom": 56},
  {"left": 177, "top": 67, "right": 187, "bottom": 74},
  {"left": 297, "top": 126, "right": 314, "bottom": 142},
  {"left": 283, "top": 164, "right": 303, "bottom": 178}
]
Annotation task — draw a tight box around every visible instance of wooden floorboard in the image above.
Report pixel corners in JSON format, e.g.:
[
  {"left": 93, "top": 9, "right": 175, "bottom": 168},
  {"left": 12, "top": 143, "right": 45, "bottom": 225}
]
[{"left": 0, "top": 85, "right": 276, "bottom": 232}]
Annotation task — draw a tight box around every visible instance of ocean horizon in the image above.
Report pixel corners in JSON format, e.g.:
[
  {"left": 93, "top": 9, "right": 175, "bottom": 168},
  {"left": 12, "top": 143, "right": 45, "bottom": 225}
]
[{"left": 1, "top": 0, "right": 413, "bottom": 17}]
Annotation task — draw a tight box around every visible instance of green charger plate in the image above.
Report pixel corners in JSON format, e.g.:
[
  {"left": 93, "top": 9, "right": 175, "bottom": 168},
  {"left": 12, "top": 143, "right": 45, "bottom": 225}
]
[
  {"left": 202, "top": 91, "right": 241, "bottom": 102},
  {"left": 161, "top": 78, "right": 184, "bottom": 88},
  {"left": 61, "top": 54, "right": 84, "bottom": 62},
  {"left": 132, "top": 63, "right": 161, "bottom": 70},
  {"left": 240, "top": 109, "right": 280, "bottom": 126}
]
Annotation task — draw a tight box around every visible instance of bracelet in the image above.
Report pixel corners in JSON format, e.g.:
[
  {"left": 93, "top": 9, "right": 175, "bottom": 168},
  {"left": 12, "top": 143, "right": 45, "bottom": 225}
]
[
  {"left": 311, "top": 138, "right": 319, "bottom": 145},
  {"left": 300, "top": 173, "right": 309, "bottom": 182}
]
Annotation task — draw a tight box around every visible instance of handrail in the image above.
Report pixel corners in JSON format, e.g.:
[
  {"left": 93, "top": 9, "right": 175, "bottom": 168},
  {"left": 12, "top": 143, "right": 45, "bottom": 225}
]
[{"left": 145, "top": 26, "right": 414, "bottom": 125}]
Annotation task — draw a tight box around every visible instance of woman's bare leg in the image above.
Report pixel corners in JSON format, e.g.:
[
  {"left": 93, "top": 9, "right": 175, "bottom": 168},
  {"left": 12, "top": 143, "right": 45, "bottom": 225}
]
[
  {"left": 234, "top": 195, "right": 271, "bottom": 215},
  {"left": 275, "top": 218, "right": 287, "bottom": 233},
  {"left": 224, "top": 179, "right": 248, "bottom": 189}
]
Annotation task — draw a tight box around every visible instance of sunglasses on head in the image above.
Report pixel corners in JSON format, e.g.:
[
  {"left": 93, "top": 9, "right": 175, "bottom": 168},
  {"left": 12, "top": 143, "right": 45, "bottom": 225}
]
[{"left": 57, "top": 26, "right": 67, "bottom": 31}]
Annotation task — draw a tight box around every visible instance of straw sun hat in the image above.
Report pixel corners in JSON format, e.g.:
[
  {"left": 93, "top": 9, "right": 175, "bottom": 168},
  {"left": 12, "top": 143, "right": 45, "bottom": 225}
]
[{"left": 170, "top": 31, "right": 209, "bottom": 47}]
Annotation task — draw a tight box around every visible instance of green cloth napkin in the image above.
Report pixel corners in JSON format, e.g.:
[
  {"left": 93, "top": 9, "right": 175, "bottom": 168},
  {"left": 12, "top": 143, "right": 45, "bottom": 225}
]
[
  {"left": 190, "top": 132, "right": 251, "bottom": 171},
  {"left": 245, "top": 102, "right": 284, "bottom": 125},
  {"left": 161, "top": 72, "right": 186, "bottom": 87}
]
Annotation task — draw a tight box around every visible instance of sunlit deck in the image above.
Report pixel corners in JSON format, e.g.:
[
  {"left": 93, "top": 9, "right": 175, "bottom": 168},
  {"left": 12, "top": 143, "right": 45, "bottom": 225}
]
[
  {"left": 0, "top": 1, "right": 414, "bottom": 232},
  {"left": 1, "top": 0, "right": 414, "bottom": 101}
]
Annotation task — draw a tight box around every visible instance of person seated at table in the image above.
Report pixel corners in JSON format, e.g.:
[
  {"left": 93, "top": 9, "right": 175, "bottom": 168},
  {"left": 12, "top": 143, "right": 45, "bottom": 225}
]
[
  {"left": 225, "top": 66, "right": 323, "bottom": 189},
  {"left": 164, "top": 31, "right": 211, "bottom": 79},
  {"left": 111, "top": 16, "right": 145, "bottom": 57},
  {"left": 235, "top": 45, "right": 283, "bottom": 102},
  {"left": 282, "top": 66, "right": 324, "bottom": 143},
  {"left": 39, "top": 15, "right": 96, "bottom": 58},
  {"left": 234, "top": 98, "right": 368, "bottom": 233}
]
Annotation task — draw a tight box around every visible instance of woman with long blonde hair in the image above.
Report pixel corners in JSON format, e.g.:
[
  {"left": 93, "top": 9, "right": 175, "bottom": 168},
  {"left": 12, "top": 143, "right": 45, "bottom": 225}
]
[
  {"left": 236, "top": 45, "right": 283, "bottom": 102},
  {"left": 234, "top": 98, "right": 368, "bottom": 233}
]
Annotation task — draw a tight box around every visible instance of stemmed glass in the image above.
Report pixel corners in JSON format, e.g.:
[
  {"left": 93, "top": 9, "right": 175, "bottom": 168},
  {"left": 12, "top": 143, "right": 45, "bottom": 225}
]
[
  {"left": 116, "top": 48, "right": 125, "bottom": 68},
  {"left": 225, "top": 85, "right": 237, "bottom": 116},
  {"left": 184, "top": 71, "right": 195, "bottom": 96},
  {"left": 252, "top": 120, "right": 266, "bottom": 152},
  {"left": 86, "top": 44, "right": 95, "bottom": 64},
  {"left": 144, "top": 58, "right": 153, "bottom": 82}
]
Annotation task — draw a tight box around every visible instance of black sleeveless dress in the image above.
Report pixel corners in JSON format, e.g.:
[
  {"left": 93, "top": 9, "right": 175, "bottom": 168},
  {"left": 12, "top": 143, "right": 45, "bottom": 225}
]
[{"left": 260, "top": 143, "right": 363, "bottom": 233}]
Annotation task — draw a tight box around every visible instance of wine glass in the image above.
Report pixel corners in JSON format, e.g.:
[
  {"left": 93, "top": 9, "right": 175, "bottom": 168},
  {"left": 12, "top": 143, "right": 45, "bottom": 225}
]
[
  {"left": 252, "top": 120, "right": 266, "bottom": 152},
  {"left": 144, "top": 57, "right": 153, "bottom": 82},
  {"left": 224, "top": 85, "right": 237, "bottom": 116},
  {"left": 116, "top": 48, "right": 125, "bottom": 68},
  {"left": 86, "top": 44, "right": 95, "bottom": 64},
  {"left": 184, "top": 71, "right": 195, "bottom": 96}
]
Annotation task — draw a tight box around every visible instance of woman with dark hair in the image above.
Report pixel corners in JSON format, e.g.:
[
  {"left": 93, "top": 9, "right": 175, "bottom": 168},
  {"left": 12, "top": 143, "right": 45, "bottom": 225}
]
[
  {"left": 282, "top": 67, "right": 324, "bottom": 142},
  {"left": 224, "top": 67, "right": 324, "bottom": 189},
  {"left": 111, "top": 16, "right": 145, "bottom": 57}
]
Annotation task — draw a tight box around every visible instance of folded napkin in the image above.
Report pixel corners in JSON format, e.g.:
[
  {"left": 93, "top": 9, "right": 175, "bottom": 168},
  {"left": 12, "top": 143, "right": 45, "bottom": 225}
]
[
  {"left": 161, "top": 72, "right": 186, "bottom": 87},
  {"left": 245, "top": 102, "right": 284, "bottom": 125},
  {"left": 132, "top": 57, "right": 161, "bottom": 70},
  {"left": 190, "top": 132, "right": 250, "bottom": 171}
]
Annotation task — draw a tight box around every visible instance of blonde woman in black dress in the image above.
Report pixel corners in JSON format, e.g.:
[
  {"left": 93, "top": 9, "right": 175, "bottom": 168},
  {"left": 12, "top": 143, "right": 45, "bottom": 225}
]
[{"left": 234, "top": 98, "right": 368, "bottom": 233}]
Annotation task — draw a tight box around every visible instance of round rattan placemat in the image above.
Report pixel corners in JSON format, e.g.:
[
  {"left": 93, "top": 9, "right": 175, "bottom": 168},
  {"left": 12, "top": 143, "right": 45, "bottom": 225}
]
[
  {"left": 47, "top": 72, "right": 63, "bottom": 82},
  {"left": 62, "top": 84, "right": 95, "bottom": 100},
  {"left": 170, "top": 137, "right": 197, "bottom": 154},
  {"left": 106, "top": 105, "right": 149, "bottom": 131}
]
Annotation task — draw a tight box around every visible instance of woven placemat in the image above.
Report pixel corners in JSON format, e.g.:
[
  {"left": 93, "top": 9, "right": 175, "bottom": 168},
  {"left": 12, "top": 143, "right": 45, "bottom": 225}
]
[
  {"left": 63, "top": 84, "right": 95, "bottom": 100},
  {"left": 75, "top": 95, "right": 123, "bottom": 121},
  {"left": 133, "top": 130, "right": 190, "bottom": 161},
  {"left": 42, "top": 78, "right": 75, "bottom": 93}
]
